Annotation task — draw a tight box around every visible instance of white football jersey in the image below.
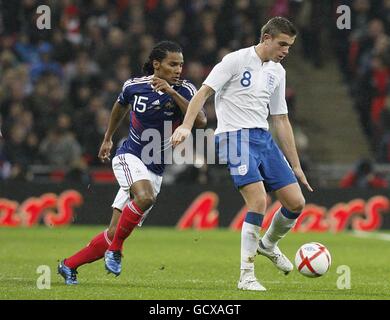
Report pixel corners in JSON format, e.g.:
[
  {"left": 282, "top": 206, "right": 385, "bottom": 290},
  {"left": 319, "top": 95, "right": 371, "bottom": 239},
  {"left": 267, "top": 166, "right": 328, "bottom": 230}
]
[{"left": 203, "top": 46, "right": 288, "bottom": 134}]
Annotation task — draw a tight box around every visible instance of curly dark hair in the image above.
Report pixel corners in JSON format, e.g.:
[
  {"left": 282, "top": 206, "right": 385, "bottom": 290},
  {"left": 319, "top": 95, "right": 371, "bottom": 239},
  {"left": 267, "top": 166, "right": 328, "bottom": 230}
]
[{"left": 142, "top": 41, "right": 183, "bottom": 75}]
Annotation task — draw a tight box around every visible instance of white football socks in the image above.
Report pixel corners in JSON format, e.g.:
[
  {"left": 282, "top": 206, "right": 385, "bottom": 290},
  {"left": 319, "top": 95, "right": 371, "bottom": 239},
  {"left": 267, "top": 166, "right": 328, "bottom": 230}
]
[
  {"left": 240, "top": 221, "right": 261, "bottom": 276},
  {"left": 261, "top": 207, "right": 297, "bottom": 249}
]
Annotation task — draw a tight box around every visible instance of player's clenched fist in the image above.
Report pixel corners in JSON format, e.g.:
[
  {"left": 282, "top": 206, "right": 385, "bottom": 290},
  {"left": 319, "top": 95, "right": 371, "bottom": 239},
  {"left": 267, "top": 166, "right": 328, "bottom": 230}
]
[
  {"left": 151, "top": 76, "right": 175, "bottom": 95},
  {"left": 171, "top": 125, "right": 192, "bottom": 147}
]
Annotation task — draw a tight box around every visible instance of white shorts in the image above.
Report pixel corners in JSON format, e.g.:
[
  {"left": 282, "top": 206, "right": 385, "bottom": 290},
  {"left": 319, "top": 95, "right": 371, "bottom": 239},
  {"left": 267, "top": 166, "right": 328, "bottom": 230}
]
[{"left": 111, "top": 153, "right": 163, "bottom": 225}]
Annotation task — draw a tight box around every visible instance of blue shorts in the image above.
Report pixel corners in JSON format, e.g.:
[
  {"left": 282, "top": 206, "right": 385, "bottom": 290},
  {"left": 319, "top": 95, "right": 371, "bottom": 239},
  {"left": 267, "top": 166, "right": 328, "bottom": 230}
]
[{"left": 215, "top": 128, "right": 297, "bottom": 192}]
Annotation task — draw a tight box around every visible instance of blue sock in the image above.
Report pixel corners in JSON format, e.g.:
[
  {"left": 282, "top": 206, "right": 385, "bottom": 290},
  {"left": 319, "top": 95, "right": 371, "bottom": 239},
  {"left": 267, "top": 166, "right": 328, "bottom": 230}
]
[
  {"left": 244, "top": 211, "right": 264, "bottom": 227},
  {"left": 281, "top": 207, "right": 301, "bottom": 220}
]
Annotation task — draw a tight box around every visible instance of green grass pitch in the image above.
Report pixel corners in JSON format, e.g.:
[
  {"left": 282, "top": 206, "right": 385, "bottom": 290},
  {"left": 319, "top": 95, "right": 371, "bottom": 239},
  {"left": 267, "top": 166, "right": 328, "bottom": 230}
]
[{"left": 0, "top": 226, "right": 389, "bottom": 300}]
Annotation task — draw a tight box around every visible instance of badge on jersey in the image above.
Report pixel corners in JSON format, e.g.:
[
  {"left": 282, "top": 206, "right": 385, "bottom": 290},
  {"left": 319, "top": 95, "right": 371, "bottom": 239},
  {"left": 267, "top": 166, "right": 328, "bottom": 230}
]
[
  {"left": 266, "top": 73, "right": 277, "bottom": 92},
  {"left": 237, "top": 164, "right": 248, "bottom": 176}
]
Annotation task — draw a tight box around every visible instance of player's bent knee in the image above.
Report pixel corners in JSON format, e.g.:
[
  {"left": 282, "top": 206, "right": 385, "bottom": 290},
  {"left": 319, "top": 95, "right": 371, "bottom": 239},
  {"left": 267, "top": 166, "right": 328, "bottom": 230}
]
[
  {"left": 134, "top": 193, "right": 156, "bottom": 211},
  {"left": 288, "top": 197, "right": 305, "bottom": 213}
]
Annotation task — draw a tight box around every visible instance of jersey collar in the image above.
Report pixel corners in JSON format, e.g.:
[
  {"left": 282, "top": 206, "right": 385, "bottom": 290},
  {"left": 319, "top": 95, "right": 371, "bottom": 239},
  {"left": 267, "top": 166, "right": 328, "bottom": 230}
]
[{"left": 252, "top": 46, "right": 270, "bottom": 67}]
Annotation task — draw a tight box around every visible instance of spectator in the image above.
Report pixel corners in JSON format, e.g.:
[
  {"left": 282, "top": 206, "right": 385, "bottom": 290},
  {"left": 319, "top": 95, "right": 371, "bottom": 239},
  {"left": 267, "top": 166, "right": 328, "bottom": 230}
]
[
  {"left": 39, "top": 126, "right": 83, "bottom": 168},
  {"left": 3, "top": 123, "right": 32, "bottom": 179},
  {"left": 0, "top": 115, "right": 11, "bottom": 179},
  {"left": 330, "top": 1, "right": 390, "bottom": 159},
  {"left": 378, "top": 95, "right": 390, "bottom": 163},
  {"left": 0, "top": 0, "right": 320, "bottom": 182},
  {"left": 81, "top": 108, "right": 110, "bottom": 165},
  {"left": 60, "top": 3, "right": 82, "bottom": 45},
  {"left": 339, "top": 158, "right": 388, "bottom": 188},
  {"left": 30, "top": 42, "right": 63, "bottom": 83},
  {"left": 95, "top": 27, "right": 127, "bottom": 73},
  {"left": 184, "top": 60, "right": 206, "bottom": 88}
]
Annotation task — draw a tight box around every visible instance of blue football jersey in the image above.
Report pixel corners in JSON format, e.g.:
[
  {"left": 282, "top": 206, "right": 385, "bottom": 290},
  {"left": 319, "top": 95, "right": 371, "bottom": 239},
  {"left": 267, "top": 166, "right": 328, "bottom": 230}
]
[{"left": 115, "top": 75, "right": 197, "bottom": 175}]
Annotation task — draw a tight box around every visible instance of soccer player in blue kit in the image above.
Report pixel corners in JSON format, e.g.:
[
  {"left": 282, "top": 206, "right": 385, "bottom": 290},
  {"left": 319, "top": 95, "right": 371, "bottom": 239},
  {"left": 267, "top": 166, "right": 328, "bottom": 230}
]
[
  {"left": 172, "top": 17, "right": 313, "bottom": 291},
  {"left": 58, "top": 41, "right": 206, "bottom": 284}
]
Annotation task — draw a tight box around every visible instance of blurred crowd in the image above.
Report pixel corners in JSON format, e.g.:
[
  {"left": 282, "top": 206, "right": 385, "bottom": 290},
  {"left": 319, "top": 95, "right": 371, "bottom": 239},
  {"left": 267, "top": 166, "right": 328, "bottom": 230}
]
[
  {"left": 0, "top": 0, "right": 310, "bottom": 182},
  {"left": 5, "top": 0, "right": 380, "bottom": 184},
  {"left": 333, "top": 0, "right": 390, "bottom": 164}
]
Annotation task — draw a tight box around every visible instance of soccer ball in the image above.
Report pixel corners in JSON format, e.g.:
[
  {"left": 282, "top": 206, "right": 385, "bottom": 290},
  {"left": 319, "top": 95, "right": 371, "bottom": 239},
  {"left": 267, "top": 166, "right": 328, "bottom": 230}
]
[{"left": 295, "top": 242, "right": 331, "bottom": 277}]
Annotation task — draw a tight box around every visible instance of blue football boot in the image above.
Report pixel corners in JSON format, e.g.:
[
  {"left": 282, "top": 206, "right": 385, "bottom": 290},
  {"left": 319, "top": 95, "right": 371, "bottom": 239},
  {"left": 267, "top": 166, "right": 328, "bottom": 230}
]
[
  {"left": 104, "top": 250, "right": 122, "bottom": 276},
  {"left": 58, "top": 260, "right": 78, "bottom": 285}
]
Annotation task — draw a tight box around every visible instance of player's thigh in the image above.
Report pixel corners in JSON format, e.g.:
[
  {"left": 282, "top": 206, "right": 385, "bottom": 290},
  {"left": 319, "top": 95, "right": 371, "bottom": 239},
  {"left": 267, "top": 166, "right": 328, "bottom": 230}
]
[
  {"left": 216, "top": 131, "right": 262, "bottom": 189},
  {"left": 112, "top": 153, "right": 155, "bottom": 201},
  {"left": 110, "top": 178, "right": 161, "bottom": 229},
  {"left": 239, "top": 181, "right": 267, "bottom": 213},
  {"left": 275, "top": 182, "right": 306, "bottom": 213},
  {"left": 132, "top": 170, "right": 162, "bottom": 199},
  {"left": 149, "top": 171, "right": 163, "bottom": 197},
  {"left": 132, "top": 171, "right": 162, "bottom": 208},
  {"left": 259, "top": 139, "right": 297, "bottom": 192},
  {"left": 129, "top": 173, "right": 163, "bottom": 211},
  {"left": 110, "top": 171, "right": 162, "bottom": 210},
  {"left": 112, "top": 153, "right": 155, "bottom": 210},
  {"left": 130, "top": 179, "right": 155, "bottom": 202}
]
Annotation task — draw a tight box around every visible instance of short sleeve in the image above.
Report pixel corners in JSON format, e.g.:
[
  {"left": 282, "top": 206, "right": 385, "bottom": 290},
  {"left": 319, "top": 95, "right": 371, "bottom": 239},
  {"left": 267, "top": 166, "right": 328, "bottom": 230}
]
[
  {"left": 117, "top": 80, "right": 133, "bottom": 106},
  {"left": 179, "top": 80, "right": 198, "bottom": 100},
  {"left": 203, "top": 51, "right": 239, "bottom": 93},
  {"left": 269, "top": 70, "right": 288, "bottom": 115}
]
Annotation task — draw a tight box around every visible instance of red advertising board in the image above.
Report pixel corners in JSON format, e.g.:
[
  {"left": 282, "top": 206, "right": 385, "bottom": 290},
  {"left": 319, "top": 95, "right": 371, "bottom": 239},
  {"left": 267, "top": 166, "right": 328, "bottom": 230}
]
[{"left": 0, "top": 182, "right": 389, "bottom": 231}]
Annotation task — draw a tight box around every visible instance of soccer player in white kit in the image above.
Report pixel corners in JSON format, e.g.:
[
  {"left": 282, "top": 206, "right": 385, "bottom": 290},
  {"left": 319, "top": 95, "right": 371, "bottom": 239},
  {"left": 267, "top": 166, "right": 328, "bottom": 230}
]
[{"left": 172, "top": 17, "right": 313, "bottom": 291}]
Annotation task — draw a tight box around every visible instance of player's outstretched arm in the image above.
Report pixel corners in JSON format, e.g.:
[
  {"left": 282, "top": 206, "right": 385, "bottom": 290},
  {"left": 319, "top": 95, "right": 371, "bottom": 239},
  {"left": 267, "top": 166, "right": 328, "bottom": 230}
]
[
  {"left": 271, "top": 114, "right": 313, "bottom": 192},
  {"left": 171, "top": 84, "right": 214, "bottom": 147},
  {"left": 98, "top": 101, "right": 130, "bottom": 163}
]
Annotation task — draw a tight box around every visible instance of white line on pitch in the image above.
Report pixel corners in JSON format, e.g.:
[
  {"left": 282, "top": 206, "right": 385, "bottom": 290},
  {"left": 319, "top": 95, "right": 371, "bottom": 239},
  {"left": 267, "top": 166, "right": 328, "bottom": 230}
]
[{"left": 352, "top": 231, "right": 390, "bottom": 241}]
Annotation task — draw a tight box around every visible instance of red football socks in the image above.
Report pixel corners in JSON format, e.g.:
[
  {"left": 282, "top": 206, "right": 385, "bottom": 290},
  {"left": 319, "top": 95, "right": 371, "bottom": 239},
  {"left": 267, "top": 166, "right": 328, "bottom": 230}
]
[
  {"left": 64, "top": 229, "right": 112, "bottom": 269},
  {"left": 108, "top": 201, "right": 144, "bottom": 252}
]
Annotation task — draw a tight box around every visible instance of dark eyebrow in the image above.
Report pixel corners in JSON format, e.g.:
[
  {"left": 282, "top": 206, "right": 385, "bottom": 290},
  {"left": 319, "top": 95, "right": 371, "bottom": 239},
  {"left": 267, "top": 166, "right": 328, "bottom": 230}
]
[{"left": 279, "top": 41, "right": 293, "bottom": 46}]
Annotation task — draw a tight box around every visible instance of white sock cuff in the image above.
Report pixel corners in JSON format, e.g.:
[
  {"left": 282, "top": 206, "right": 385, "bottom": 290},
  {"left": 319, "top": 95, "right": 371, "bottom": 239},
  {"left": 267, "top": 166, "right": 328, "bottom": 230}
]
[
  {"left": 275, "top": 209, "right": 297, "bottom": 228},
  {"left": 242, "top": 221, "right": 261, "bottom": 234}
]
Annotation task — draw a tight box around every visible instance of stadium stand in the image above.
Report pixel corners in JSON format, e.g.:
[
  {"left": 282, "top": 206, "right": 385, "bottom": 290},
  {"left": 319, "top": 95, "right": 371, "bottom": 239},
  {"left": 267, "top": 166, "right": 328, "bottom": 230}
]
[{"left": 0, "top": 0, "right": 390, "bottom": 187}]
